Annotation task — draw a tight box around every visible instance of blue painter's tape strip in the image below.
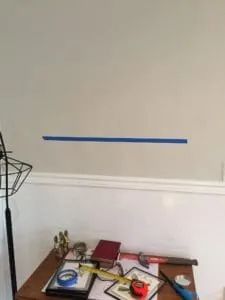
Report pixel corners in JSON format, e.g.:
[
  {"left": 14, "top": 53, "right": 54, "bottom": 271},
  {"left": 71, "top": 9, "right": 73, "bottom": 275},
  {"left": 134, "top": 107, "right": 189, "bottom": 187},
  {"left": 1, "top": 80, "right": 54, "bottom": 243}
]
[{"left": 42, "top": 136, "right": 188, "bottom": 144}]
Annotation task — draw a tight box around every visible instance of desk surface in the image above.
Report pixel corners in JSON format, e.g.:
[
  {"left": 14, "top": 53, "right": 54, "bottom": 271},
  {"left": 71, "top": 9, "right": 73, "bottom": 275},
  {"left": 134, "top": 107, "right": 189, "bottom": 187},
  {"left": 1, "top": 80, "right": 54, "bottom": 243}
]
[{"left": 16, "top": 251, "right": 196, "bottom": 300}]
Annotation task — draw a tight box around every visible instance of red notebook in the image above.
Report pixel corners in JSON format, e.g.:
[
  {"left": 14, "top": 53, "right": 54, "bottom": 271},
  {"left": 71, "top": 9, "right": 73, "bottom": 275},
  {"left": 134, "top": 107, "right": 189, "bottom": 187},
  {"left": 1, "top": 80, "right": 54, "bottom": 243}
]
[{"left": 91, "top": 240, "right": 121, "bottom": 268}]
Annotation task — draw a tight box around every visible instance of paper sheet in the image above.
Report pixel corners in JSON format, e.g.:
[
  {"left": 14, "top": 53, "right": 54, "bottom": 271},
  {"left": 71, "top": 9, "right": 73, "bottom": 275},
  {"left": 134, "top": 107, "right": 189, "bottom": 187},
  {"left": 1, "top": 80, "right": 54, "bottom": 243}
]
[{"left": 88, "top": 259, "right": 159, "bottom": 300}]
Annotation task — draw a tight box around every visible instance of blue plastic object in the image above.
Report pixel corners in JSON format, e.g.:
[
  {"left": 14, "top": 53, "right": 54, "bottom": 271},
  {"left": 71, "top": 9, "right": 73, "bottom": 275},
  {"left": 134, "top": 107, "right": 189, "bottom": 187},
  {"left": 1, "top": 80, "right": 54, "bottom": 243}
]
[
  {"left": 56, "top": 269, "right": 78, "bottom": 287},
  {"left": 42, "top": 135, "right": 188, "bottom": 144},
  {"left": 160, "top": 270, "right": 198, "bottom": 300},
  {"left": 173, "top": 282, "right": 197, "bottom": 300}
]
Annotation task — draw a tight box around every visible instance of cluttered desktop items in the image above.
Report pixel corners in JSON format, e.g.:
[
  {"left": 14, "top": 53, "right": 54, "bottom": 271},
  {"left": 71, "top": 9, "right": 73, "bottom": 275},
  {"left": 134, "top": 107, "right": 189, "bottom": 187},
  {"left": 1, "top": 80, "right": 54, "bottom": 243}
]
[{"left": 45, "top": 232, "right": 198, "bottom": 300}]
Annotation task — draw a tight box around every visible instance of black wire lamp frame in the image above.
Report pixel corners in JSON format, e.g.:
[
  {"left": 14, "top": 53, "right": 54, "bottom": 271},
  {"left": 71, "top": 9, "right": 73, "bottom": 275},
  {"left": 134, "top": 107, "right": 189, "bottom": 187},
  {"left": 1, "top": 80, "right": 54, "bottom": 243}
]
[{"left": 0, "top": 132, "right": 32, "bottom": 299}]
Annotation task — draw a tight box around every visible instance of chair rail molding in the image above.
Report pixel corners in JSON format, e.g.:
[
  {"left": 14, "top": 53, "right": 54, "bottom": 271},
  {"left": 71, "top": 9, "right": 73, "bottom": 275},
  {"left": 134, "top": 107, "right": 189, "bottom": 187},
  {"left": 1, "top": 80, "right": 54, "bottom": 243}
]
[{"left": 26, "top": 172, "right": 225, "bottom": 195}]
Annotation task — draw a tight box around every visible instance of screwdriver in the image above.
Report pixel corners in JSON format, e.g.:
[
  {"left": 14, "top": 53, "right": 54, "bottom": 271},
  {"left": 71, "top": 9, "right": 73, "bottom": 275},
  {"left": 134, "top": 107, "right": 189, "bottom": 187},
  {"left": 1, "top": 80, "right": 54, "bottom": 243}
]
[{"left": 159, "top": 270, "right": 198, "bottom": 300}]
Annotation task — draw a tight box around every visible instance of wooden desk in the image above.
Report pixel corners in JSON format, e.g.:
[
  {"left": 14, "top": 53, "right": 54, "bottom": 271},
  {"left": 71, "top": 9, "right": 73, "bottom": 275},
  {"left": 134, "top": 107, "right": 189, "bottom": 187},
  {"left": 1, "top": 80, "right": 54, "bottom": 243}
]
[{"left": 16, "top": 251, "right": 196, "bottom": 300}]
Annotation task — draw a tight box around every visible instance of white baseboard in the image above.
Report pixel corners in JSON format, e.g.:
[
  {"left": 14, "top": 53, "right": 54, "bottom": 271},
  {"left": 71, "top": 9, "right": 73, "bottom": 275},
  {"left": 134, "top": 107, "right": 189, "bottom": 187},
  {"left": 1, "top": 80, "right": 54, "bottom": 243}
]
[{"left": 26, "top": 172, "right": 225, "bottom": 195}]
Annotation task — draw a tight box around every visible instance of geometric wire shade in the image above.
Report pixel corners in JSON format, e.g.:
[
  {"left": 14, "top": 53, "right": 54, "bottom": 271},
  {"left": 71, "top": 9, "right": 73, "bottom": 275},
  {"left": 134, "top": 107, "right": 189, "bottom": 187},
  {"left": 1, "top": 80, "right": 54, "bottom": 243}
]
[
  {"left": 0, "top": 155, "right": 32, "bottom": 197},
  {"left": 0, "top": 133, "right": 32, "bottom": 197}
]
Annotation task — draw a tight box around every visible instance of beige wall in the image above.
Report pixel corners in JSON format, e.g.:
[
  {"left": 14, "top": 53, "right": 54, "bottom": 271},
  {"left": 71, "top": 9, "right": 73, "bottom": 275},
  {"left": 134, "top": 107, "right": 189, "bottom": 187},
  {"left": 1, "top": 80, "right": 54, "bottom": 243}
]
[{"left": 1, "top": 0, "right": 225, "bottom": 180}]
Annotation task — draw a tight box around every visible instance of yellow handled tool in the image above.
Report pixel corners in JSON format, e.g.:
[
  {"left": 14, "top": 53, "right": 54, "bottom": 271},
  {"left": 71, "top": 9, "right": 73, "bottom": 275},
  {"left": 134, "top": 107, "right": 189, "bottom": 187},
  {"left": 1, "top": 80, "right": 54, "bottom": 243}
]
[
  {"left": 79, "top": 264, "right": 149, "bottom": 298},
  {"left": 80, "top": 264, "right": 131, "bottom": 284}
]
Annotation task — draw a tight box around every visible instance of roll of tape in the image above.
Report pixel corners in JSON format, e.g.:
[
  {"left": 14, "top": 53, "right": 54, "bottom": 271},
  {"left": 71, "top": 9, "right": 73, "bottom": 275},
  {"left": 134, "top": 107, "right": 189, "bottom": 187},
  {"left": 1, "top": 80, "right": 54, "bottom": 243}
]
[
  {"left": 57, "top": 269, "right": 78, "bottom": 287},
  {"left": 174, "top": 275, "right": 191, "bottom": 287}
]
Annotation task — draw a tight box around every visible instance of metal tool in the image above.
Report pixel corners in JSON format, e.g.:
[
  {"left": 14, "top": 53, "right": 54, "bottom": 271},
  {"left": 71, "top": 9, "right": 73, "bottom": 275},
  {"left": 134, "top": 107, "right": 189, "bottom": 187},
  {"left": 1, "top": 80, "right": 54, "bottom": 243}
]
[
  {"left": 160, "top": 270, "right": 198, "bottom": 300},
  {"left": 79, "top": 264, "right": 149, "bottom": 298},
  {"left": 138, "top": 252, "right": 149, "bottom": 269},
  {"left": 121, "top": 253, "right": 198, "bottom": 266},
  {"left": 73, "top": 242, "right": 87, "bottom": 259}
]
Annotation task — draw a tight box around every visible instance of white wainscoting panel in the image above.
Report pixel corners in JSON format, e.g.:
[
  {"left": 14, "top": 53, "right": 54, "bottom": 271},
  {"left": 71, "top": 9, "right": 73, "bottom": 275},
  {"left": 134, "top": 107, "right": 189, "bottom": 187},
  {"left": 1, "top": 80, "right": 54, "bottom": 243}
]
[{"left": 2, "top": 173, "right": 225, "bottom": 300}]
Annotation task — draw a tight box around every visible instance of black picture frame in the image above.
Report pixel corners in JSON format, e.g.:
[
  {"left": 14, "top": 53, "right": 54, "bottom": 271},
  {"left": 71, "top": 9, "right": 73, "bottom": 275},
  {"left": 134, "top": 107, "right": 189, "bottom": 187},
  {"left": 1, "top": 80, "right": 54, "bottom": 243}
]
[
  {"left": 105, "top": 267, "right": 165, "bottom": 300},
  {"left": 46, "top": 259, "right": 99, "bottom": 299}
]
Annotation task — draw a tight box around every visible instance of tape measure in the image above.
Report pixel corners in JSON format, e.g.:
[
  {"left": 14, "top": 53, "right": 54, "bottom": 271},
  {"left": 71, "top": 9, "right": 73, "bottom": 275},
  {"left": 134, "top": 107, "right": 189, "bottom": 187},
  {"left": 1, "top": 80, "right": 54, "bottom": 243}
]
[{"left": 79, "top": 265, "right": 149, "bottom": 298}]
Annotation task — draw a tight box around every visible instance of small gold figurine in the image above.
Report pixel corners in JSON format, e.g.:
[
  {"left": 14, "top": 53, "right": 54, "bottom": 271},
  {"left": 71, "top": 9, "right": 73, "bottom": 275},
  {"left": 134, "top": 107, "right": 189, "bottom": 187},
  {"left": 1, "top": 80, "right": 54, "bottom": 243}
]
[
  {"left": 64, "top": 230, "right": 70, "bottom": 253},
  {"left": 54, "top": 235, "right": 59, "bottom": 251},
  {"left": 53, "top": 230, "right": 70, "bottom": 258}
]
